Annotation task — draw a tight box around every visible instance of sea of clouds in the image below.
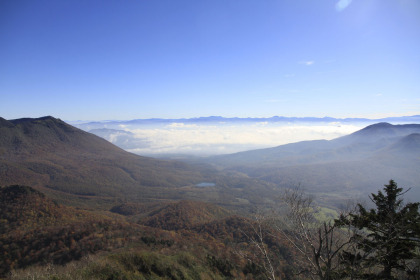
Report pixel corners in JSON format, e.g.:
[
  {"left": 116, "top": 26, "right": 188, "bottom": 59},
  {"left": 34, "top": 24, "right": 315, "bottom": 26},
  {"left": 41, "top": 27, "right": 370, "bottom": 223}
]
[{"left": 76, "top": 121, "right": 366, "bottom": 156}]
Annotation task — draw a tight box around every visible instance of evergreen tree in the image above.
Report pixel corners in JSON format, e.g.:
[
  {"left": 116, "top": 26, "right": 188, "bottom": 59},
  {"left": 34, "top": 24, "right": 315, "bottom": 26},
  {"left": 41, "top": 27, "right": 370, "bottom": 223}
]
[{"left": 337, "top": 180, "right": 420, "bottom": 279}]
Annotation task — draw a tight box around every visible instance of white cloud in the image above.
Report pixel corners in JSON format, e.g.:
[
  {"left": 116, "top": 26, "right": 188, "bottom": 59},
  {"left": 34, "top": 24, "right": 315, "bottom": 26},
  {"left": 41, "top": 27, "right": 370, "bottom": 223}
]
[
  {"left": 168, "top": 123, "right": 197, "bottom": 128},
  {"left": 336, "top": 0, "right": 352, "bottom": 11},
  {"left": 299, "top": 60, "right": 315, "bottom": 66},
  {"left": 123, "top": 122, "right": 363, "bottom": 155}
]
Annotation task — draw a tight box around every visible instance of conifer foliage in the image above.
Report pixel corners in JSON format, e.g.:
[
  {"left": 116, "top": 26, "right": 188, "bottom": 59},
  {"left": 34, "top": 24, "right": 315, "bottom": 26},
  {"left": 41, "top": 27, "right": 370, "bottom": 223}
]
[{"left": 337, "top": 180, "right": 420, "bottom": 279}]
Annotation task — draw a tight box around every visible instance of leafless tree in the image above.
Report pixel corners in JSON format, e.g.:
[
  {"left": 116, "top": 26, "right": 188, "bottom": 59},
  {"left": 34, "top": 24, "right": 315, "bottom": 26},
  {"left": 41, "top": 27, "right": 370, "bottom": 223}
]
[
  {"left": 237, "top": 213, "right": 277, "bottom": 280},
  {"left": 268, "top": 187, "right": 354, "bottom": 280},
  {"left": 237, "top": 187, "right": 359, "bottom": 280}
]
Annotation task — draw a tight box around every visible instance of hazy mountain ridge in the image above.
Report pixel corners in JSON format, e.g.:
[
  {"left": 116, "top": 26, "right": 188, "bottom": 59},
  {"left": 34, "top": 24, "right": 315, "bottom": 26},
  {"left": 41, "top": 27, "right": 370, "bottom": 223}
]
[
  {"left": 386, "top": 133, "right": 420, "bottom": 153},
  {"left": 201, "top": 123, "right": 420, "bottom": 204},
  {"left": 207, "top": 123, "right": 420, "bottom": 166},
  {"left": 73, "top": 115, "right": 420, "bottom": 127}
]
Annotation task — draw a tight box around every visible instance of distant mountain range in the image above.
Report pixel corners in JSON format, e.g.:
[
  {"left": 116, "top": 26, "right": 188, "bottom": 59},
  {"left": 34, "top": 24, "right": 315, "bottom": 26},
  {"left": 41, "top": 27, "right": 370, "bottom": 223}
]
[{"left": 72, "top": 115, "right": 420, "bottom": 126}]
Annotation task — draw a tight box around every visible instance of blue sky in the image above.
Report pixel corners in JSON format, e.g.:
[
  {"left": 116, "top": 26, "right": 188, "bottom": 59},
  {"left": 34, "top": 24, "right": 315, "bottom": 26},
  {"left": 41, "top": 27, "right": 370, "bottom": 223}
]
[{"left": 1, "top": 0, "right": 419, "bottom": 121}]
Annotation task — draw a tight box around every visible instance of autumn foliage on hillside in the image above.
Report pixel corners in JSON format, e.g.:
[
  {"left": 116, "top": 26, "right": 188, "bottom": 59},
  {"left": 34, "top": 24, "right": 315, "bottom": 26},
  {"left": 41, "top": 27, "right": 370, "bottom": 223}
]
[
  {"left": 142, "top": 200, "right": 231, "bottom": 230},
  {"left": 140, "top": 200, "right": 296, "bottom": 279},
  {"left": 0, "top": 185, "right": 144, "bottom": 276},
  {"left": 0, "top": 186, "right": 302, "bottom": 279}
]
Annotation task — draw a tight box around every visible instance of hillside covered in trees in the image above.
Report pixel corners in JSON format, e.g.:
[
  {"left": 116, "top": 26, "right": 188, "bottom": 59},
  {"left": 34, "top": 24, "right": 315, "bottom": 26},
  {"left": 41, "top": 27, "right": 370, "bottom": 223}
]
[{"left": 1, "top": 185, "right": 299, "bottom": 279}]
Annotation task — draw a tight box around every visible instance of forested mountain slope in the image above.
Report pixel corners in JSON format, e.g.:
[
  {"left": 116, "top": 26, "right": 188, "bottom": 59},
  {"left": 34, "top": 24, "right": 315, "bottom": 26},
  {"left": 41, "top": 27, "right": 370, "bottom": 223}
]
[
  {"left": 1, "top": 185, "right": 296, "bottom": 279},
  {"left": 0, "top": 185, "right": 145, "bottom": 276}
]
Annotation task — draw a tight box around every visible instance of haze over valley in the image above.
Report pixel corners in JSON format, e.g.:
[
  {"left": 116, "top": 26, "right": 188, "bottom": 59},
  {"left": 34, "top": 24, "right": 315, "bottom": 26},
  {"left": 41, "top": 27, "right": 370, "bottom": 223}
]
[
  {"left": 1, "top": 0, "right": 420, "bottom": 278},
  {"left": 73, "top": 115, "right": 420, "bottom": 156},
  {"left": 1, "top": 115, "right": 419, "bottom": 278}
]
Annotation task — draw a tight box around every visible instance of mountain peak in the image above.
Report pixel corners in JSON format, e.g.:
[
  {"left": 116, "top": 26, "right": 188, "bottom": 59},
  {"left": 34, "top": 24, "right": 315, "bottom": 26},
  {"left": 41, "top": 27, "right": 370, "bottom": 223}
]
[
  {"left": 10, "top": 116, "right": 64, "bottom": 125},
  {"left": 0, "top": 116, "right": 88, "bottom": 154},
  {"left": 350, "top": 122, "right": 420, "bottom": 140},
  {"left": 363, "top": 122, "right": 393, "bottom": 130},
  {"left": 348, "top": 122, "right": 397, "bottom": 139}
]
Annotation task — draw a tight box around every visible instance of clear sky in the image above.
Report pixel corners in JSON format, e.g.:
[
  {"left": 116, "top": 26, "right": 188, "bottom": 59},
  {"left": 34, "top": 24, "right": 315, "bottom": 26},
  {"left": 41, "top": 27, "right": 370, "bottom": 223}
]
[{"left": 1, "top": 0, "right": 419, "bottom": 121}]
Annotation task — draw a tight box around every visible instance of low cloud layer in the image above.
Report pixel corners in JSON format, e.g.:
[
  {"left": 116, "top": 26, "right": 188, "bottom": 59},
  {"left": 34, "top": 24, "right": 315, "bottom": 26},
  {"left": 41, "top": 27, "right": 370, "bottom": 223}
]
[{"left": 82, "top": 122, "right": 364, "bottom": 156}]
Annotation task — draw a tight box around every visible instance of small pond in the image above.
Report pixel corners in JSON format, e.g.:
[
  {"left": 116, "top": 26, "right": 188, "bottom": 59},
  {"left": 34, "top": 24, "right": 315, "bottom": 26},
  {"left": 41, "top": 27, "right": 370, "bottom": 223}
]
[{"left": 195, "top": 182, "right": 216, "bottom": 187}]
